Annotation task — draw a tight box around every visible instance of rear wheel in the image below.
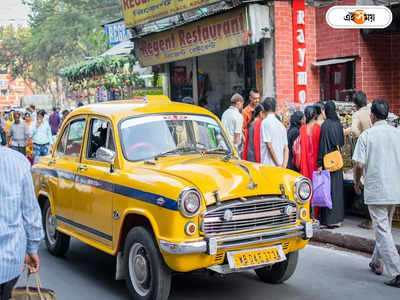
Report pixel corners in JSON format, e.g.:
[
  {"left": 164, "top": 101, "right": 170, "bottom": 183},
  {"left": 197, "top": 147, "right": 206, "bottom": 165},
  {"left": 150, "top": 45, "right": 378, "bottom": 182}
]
[
  {"left": 123, "top": 227, "right": 171, "bottom": 300},
  {"left": 255, "top": 251, "right": 299, "bottom": 284},
  {"left": 42, "top": 201, "right": 70, "bottom": 257}
]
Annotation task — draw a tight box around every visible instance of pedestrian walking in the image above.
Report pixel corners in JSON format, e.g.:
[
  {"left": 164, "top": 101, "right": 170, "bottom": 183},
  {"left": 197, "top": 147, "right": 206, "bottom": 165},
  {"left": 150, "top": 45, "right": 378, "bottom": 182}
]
[
  {"left": 221, "top": 93, "right": 244, "bottom": 153},
  {"left": 242, "top": 103, "right": 266, "bottom": 163},
  {"left": 242, "top": 89, "right": 261, "bottom": 132},
  {"left": 28, "top": 104, "right": 37, "bottom": 121},
  {"left": 318, "top": 101, "right": 345, "bottom": 228},
  {"left": 49, "top": 107, "right": 61, "bottom": 138},
  {"left": 345, "top": 90, "right": 373, "bottom": 229},
  {"left": 7, "top": 111, "right": 29, "bottom": 156},
  {"left": 24, "top": 112, "right": 34, "bottom": 166},
  {"left": 353, "top": 99, "right": 400, "bottom": 288},
  {"left": 61, "top": 109, "right": 69, "bottom": 123},
  {"left": 0, "top": 146, "right": 44, "bottom": 300},
  {"left": 260, "top": 97, "right": 289, "bottom": 168},
  {"left": 287, "top": 111, "right": 304, "bottom": 172},
  {"left": 30, "top": 110, "right": 53, "bottom": 164}
]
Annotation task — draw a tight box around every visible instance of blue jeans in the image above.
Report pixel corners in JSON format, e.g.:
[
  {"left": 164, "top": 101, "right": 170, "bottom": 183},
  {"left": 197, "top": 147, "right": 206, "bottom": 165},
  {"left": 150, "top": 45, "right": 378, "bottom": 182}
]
[{"left": 33, "top": 143, "right": 49, "bottom": 164}]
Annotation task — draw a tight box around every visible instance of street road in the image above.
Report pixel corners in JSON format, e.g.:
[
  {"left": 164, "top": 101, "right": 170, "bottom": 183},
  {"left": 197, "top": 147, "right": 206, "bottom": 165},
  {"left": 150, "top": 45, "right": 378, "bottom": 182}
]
[{"left": 16, "top": 240, "right": 398, "bottom": 300}]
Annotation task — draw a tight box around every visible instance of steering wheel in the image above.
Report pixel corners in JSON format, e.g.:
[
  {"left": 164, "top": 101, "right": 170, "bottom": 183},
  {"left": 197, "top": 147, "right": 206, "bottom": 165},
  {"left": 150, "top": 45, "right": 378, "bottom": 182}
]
[{"left": 127, "top": 142, "right": 156, "bottom": 157}]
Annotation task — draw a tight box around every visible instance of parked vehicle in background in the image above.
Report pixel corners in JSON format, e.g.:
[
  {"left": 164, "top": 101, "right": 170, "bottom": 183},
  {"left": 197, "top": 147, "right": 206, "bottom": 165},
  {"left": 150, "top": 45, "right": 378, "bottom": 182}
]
[
  {"left": 32, "top": 95, "right": 317, "bottom": 300},
  {"left": 20, "top": 94, "right": 55, "bottom": 113}
]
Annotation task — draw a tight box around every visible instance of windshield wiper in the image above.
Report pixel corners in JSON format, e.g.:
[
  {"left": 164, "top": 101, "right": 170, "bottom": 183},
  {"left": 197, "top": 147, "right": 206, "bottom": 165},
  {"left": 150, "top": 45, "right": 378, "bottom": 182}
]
[
  {"left": 154, "top": 146, "right": 198, "bottom": 160},
  {"left": 203, "top": 148, "right": 230, "bottom": 155}
]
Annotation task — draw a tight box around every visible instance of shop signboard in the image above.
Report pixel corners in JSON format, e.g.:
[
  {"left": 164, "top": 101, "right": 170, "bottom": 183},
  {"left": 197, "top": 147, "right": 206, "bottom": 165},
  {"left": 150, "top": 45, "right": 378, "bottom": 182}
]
[
  {"left": 135, "top": 8, "right": 248, "bottom": 67},
  {"left": 104, "top": 21, "right": 132, "bottom": 46},
  {"left": 121, "top": 0, "right": 221, "bottom": 28},
  {"left": 292, "top": 0, "right": 307, "bottom": 103}
]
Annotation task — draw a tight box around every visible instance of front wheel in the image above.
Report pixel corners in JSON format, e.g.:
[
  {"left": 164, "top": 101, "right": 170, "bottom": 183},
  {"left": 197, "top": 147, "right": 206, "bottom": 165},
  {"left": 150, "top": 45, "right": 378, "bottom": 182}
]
[
  {"left": 42, "top": 201, "right": 70, "bottom": 257},
  {"left": 123, "top": 227, "right": 171, "bottom": 300},
  {"left": 255, "top": 250, "right": 299, "bottom": 284}
]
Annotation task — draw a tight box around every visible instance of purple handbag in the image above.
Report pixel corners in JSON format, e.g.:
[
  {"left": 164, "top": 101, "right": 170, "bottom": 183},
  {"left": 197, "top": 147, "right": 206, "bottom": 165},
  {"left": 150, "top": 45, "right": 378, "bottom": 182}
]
[{"left": 312, "top": 170, "right": 332, "bottom": 209}]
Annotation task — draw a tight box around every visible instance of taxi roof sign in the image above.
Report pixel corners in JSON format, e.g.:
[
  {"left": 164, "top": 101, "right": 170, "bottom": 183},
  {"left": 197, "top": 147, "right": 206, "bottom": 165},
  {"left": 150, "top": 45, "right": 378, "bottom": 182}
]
[{"left": 143, "top": 95, "right": 171, "bottom": 103}]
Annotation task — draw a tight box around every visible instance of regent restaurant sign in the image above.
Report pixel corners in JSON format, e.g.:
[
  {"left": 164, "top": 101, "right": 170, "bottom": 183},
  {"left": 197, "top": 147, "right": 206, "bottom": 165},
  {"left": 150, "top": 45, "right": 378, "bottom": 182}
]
[
  {"left": 135, "top": 8, "right": 248, "bottom": 67},
  {"left": 121, "top": 0, "right": 221, "bottom": 28}
]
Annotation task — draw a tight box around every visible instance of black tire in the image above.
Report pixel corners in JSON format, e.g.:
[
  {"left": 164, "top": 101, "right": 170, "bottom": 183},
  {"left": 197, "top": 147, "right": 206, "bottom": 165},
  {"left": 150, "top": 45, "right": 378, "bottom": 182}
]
[
  {"left": 255, "top": 250, "right": 299, "bottom": 284},
  {"left": 42, "top": 201, "right": 70, "bottom": 257},
  {"left": 123, "top": 227, "right": 171, "bottom": 300}
]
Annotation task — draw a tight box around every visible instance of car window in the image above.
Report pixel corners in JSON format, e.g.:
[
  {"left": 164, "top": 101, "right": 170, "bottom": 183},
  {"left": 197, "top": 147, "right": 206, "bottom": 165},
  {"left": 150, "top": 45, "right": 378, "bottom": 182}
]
[
  {"left": 86, "top": 118, "right": 115, "bottom": 160},
  {"left": 56, "top": 124, "right": 69, "bottom": 155},
  {"left": 120, "top": 114, "right": 231, "bottom": 162},
  {"left": 65, "top": 119, "right": 86, "bottom": 157}
]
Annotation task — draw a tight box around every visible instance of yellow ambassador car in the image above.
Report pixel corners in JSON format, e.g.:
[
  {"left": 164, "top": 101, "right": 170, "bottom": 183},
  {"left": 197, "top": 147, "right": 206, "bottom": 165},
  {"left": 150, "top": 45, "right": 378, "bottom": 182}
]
[{"left": 32, "top": 96, "right": 316, "bottom": 300}]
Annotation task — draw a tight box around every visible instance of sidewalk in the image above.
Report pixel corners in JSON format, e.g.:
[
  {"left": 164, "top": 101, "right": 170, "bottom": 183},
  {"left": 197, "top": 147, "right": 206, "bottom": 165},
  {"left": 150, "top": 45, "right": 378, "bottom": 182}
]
[{"left": 312, "top": 215, "right": 400, "bottom": 254}]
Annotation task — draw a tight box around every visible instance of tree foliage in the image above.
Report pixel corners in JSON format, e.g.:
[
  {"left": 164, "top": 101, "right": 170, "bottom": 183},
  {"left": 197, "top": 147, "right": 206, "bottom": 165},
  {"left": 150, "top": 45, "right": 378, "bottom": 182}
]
[{"left": 0, "top": 0, "right": 122, "bottom": 98}]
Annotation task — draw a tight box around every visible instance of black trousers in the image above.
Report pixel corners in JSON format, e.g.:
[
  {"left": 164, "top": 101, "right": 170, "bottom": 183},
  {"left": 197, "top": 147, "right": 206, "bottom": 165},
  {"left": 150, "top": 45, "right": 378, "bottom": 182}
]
[{"left": 0, "top": 276, "right": 19, "bottom": 300}]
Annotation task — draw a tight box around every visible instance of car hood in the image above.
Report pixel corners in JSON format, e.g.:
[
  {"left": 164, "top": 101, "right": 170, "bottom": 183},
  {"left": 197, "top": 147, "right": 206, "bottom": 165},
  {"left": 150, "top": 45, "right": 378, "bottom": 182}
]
[{"left": 141, "top": 155, "right": 299, "bottom": 205}]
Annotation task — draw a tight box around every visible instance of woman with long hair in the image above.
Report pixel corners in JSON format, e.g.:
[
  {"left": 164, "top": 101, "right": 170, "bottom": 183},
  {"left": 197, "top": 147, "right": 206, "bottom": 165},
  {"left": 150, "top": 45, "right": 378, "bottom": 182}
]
[
  {"left": 287, "top": 111, "right": 304, "bottom": 172},
  {"left": 242, "top": 103, "right": 265, "bottom": 162},
  {"left": 318, "top": 101, "right": 345, "bottom": 228}
]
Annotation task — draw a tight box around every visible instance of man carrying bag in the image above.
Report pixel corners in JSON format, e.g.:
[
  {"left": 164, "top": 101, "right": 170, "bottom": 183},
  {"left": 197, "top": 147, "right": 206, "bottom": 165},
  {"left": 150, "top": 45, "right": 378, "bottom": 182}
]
[{"left": 0, "top": 145, "right": 44, "bottom": 300}]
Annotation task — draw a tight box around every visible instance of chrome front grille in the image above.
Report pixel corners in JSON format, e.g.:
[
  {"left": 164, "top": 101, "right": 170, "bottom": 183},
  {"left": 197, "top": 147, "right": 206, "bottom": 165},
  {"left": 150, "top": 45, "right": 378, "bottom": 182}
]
[{"left": 202, "top": 197, "right": 297, "bottom": 236}]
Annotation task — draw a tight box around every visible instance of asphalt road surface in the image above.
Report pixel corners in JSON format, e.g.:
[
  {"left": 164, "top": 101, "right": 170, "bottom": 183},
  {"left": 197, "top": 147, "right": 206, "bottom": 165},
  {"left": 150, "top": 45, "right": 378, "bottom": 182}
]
[{"left": 16, "top": 240, "right": 398, "bottom": 300}]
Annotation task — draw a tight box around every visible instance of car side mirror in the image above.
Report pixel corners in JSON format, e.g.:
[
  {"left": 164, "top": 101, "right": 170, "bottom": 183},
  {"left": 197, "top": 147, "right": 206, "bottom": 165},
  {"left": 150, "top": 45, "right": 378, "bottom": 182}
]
[{"left": 96, "top": 147, "right": 116, "bottom": 172}]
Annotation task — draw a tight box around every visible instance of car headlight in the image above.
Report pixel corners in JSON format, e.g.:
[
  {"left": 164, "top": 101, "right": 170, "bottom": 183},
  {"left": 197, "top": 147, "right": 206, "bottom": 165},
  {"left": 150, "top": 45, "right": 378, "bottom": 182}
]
[
  {"left": 294, "top": 177, "right": 312, "bottom": 203},
  {"left": 178, "top": 188, "right": 202, "bottom": 218}
]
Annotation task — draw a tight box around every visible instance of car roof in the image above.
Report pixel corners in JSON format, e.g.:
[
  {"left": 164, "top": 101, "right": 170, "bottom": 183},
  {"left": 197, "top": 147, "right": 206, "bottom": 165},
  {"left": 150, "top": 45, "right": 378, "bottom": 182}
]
[{"left": 67, "top": 100, "right": 215, "bottom": 122}]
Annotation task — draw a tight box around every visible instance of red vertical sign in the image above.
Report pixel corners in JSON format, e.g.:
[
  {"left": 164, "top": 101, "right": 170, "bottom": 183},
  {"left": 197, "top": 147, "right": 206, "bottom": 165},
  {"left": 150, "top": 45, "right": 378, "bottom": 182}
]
[{"left": 292, "top": 0, "right": 307, "bottom": 103}]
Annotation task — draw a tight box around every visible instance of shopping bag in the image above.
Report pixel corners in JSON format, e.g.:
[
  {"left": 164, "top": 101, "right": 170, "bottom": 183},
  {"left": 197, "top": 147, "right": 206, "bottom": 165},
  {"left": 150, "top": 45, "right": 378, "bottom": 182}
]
[
  {"left": 12, "top": 272, "right": 56, "bottom": 300},
  {"left": 312, "top": 170, "right": 332, "bottom": 209}
]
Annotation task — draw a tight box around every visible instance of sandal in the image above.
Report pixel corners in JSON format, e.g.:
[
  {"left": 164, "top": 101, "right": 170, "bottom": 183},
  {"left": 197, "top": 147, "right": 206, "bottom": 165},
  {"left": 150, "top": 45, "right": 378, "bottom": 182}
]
[
  {"left": 369, "top": 262, "right": 383, "bottom": 275},
  {"left": 384, "top": 275, "right": 400, "bottom": 288},
  {"left": 327, "top": 223, "right": 342, "bottom": 229},
  {"left": 358, "top": 220, "right": 373, "bottom": 230}
]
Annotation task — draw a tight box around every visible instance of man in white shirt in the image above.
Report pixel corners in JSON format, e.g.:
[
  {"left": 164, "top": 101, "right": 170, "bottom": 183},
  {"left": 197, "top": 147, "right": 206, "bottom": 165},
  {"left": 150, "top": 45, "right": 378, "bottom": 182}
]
[
  {"left": 353, "top": 99, "right": 400, "bottom": 288},
  {"left": 221, "top": 93, "right": 244, "bottom": 152},
  {"left": 260, "top": 97, "right": 288, "bottom": 167}
]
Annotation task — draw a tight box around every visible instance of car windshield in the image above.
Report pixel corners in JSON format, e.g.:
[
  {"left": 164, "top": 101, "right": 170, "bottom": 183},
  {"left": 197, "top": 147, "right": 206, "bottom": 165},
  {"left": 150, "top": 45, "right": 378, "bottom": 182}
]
[{"left": 120, "top": 114, "right": 231, "bottom": 162}]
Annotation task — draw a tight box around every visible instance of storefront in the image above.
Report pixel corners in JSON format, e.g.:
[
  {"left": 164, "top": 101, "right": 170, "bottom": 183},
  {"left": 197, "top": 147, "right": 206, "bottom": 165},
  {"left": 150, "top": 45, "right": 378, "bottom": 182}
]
[{"left": 133, "top": 4, "right": 273, "bottom": 117}]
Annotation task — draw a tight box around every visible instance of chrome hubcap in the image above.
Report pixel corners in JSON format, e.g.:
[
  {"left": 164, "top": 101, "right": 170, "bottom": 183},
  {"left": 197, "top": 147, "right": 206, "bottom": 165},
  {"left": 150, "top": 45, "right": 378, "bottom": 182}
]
[
  {"left": 129, "top": 243, "right": 151, "bottom": 296},
  {"left": 45, "top": 207, "right": 57, "bottom": 245}
]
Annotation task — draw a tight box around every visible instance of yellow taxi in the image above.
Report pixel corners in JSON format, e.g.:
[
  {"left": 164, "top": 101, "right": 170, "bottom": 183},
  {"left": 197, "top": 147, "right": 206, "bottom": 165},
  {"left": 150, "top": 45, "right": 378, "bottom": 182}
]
[{"left": 32, "top": 96, "right": 317, "bottom": 300}]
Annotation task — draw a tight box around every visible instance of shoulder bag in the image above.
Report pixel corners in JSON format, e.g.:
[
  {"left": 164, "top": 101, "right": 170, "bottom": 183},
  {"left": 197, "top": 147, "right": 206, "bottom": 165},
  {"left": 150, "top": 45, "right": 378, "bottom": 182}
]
[{"left": 323, "top": 145, "right": 343, "bottom": 172}]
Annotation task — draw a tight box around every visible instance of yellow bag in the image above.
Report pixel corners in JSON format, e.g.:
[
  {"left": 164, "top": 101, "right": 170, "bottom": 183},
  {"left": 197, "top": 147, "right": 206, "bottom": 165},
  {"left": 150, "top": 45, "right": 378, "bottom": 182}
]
[
  {"left": 12, "top": 272, "right": 56, "bottom": 300},
  {"left": 323, "top": 146, "right": 343, "bottom": 172}
]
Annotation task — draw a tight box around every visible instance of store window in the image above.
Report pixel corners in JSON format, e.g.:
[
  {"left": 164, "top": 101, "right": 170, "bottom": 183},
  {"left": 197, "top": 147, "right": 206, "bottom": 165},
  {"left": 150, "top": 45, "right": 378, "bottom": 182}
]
[
  {"left": 170, "top": 59, "right": 193, "bottom": 103},
  {"left": 320, "top": 61, "right": 355, "bottom": 102}
]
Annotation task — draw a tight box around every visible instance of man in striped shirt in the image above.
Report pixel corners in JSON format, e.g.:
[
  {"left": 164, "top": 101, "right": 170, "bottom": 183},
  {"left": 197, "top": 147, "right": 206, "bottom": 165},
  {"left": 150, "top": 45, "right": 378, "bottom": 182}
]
[{"left": 0, "top": 146, "right": 44, "bottom": 299}]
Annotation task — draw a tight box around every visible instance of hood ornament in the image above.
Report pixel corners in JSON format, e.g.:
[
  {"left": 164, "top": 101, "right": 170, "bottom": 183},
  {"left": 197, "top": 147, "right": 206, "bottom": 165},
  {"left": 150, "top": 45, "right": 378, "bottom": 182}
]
[{"left": 235, "top": 163, "right": 258, "bottom": 190}]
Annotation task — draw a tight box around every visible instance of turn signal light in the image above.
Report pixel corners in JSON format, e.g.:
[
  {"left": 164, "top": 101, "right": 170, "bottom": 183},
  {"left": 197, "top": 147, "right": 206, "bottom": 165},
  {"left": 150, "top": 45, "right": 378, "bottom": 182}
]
[{"left": 185, "top": 222, "right": 197, "bottom": 236}]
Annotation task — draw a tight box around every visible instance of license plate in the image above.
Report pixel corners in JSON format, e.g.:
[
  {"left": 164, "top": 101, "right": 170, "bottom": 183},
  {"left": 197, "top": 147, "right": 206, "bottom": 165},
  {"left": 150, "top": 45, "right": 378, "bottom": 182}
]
[{"left": 227, "top": 245, "right": 286, "bottom": 269}]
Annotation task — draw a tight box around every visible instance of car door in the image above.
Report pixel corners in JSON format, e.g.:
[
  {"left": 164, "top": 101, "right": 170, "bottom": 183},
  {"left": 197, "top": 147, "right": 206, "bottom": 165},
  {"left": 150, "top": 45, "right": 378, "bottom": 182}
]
[
  {"left": 74, "top": 116, "right": 115, "bottom": 247},
  {"left": 51, "top": 116, "right": 87, "bottom": 231}
]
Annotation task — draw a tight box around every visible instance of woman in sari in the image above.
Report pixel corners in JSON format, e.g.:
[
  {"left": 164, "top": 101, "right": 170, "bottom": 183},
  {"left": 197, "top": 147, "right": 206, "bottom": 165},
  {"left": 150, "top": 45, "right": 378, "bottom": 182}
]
[
  {"left": 242, "top": 104, "right": 265, "bottom": 163},
  {"left": 287, "top": 111, "right": 304, "bottom": 172},
  {"left": 318, "top": 101, "right": 345, "bottom": 228}
]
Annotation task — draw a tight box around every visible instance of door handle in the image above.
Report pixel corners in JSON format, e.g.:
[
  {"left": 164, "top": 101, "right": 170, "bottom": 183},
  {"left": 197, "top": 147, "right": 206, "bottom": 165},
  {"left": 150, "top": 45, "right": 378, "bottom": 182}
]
[{"left": 77, "top": 165, "right": 88, "bottom": 171}]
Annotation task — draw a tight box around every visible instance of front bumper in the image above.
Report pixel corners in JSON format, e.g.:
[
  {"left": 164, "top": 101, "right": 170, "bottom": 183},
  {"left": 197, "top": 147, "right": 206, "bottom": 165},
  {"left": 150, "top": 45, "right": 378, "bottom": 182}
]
[{"left": 160, "top": 221, "right": 316, "bottom": 255}]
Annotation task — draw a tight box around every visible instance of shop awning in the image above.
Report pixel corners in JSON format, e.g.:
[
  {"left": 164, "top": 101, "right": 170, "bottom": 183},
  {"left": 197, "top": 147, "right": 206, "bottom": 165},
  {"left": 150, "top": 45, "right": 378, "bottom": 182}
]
[
  {"left": 101, "top": 40, "right": 134, "bottom": 57},
  {"left": 313, "top": 57, "right": 356, "bottom": 67}
]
